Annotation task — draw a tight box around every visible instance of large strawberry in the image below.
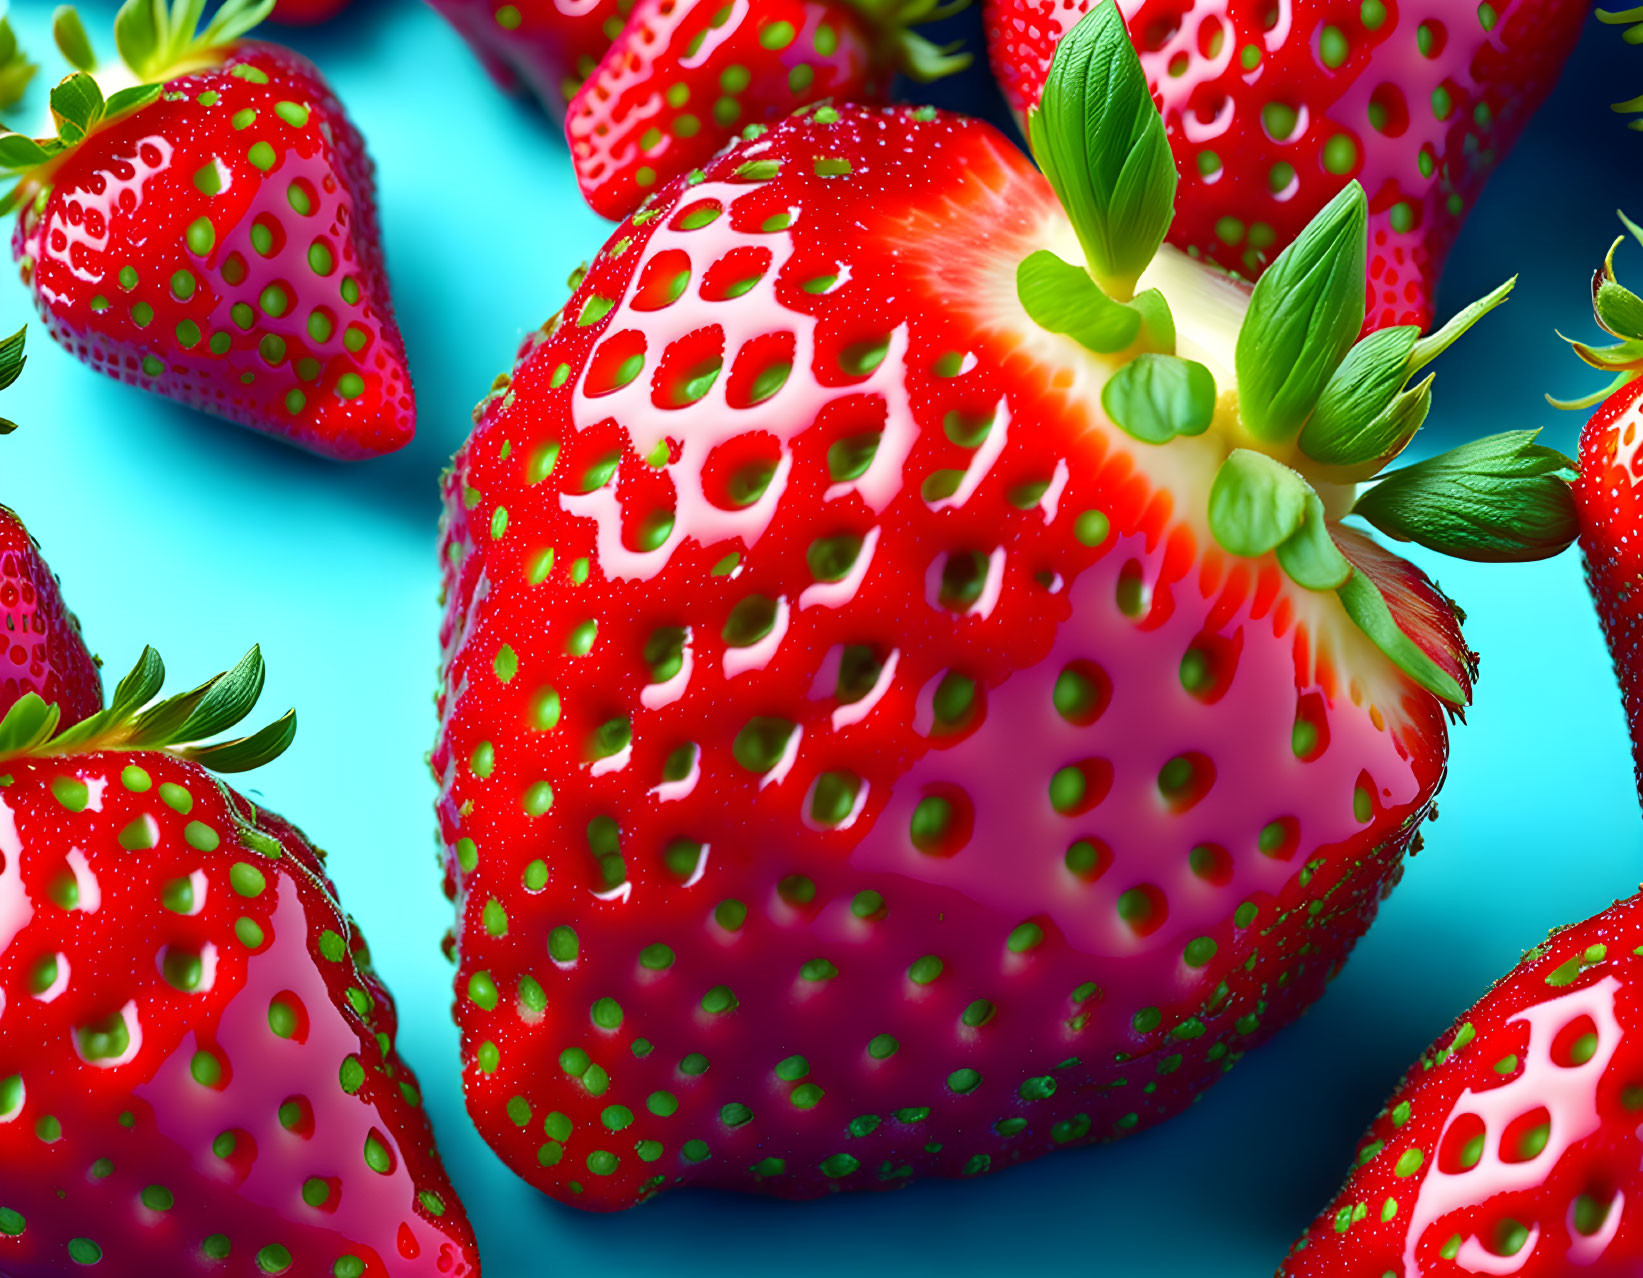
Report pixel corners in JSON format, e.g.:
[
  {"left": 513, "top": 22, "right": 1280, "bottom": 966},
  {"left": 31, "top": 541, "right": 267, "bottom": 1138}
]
[
  {"left": 0, "top": 328, "right": 101, "bottom": 725},
  {"left": 1277, "top": 894, "right": 1643, "bottom": 1276},
  {"left": 425, "top": 0, "right": 629, "bottom": 121},
  {"left": 566, "top": 0, "right": 967, "bottom": 221},
  {"left": 985, "top": 0, "right": 1589, "bottom": 331},
  {"left": 434, "top": 4, "right": 1576, "bottom": 1209},
  {"left": 0, "top": 646, "right": 480, "bottom": 1273},
  {"left": 2, "top": 0, "right": 414, "bottom": 460}
]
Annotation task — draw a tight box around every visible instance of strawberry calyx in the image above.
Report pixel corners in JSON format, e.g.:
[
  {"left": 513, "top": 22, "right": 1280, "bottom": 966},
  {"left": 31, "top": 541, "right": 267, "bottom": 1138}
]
[
  {"left": 0, "top": 644, "right": 296, "bottom": 772},
  {"left": 1550, "top": 211, "right": 1643, "bottom": 411},
  {"left": 1018, "top": 1, "right": 1578, "bottom": 706},
  {"left": 843, "top": 0, "right": 971, "bottom": 83},
  {"left": 0, "top": 0, "right": 273, "bottom": 215}
]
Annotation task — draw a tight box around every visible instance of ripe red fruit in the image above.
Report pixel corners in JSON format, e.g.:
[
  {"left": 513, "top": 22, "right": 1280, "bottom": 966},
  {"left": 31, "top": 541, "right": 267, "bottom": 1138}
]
[
  {"left": 435, "top": 6, "right": 1573, "bottom": 1210},
  {"left": 5, "top": 0, "right": 414, "bottom": 459},
  {"left": 983, "top": 0, "right": 1589, "bottom": 330},
  {"left": 0, "top": 648, "right": 479, "bottom": 1273},
  {"left": 1565, "top": 218, "right": 1643, "bottom": 810},
  {"left": 425, "top": 0, "right": 626, "bottom": 120},
  {"left": 566, "top": 0, "right": 967, "bottom": 221},
  {"left": 0, "top": 504, "right": 99, "bottom": 727},
  {"left": 1278, "top": 894, "right": 1643, "bottom": 1277},
  {"left": 269, "top": 0, "right": 352, "bottom": 24},
  {"left": 0, "top": 331, "right": 101, "bottom": 725}
]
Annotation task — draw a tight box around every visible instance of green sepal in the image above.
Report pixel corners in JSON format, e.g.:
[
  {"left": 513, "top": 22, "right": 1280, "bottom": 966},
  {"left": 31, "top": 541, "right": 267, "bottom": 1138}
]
[
  {"left": 0, "top": 326, "right": 25, "bottom": 394},
  {"left": 0, "top": 644, "right": 297, "bottom": 772},
  {"left": 1408, "top": 277, "right": 1515, "bottom": 372},
  {"left": 1128, "top": 287, "right": 1176, "bottom": 352},
  {"left": 1017, "top": 250, "right": 1142, "bottom": 354},
  {"left": 0, "top": 19, "right": 38, "bottom": 111},
  {"left": 1298, "top": 326, "right": 1420, "bottom": 465},
  {"left": 1100, "top": 352, "right": 1215, "bottom": 445},
  {"left": 1351, "top": 431, "right": 1579, "bottom": 564},
  {"left": 0, "top": 133, "right": 60, "bottom": 170},
  {"left": 1276, "top": 492, "right": 1351, "bottom": 591},
  {"left": 895, "top": 30, "right": 971, "bottom": 83},
  {"left": 115, "top": 0, "right": 273, "bottom": 83},
  {"left": 1025, "top": 0, "right": 1176, "bottom": 298},
  {"left": 105, "top": 83, "right": 163, "bottom": 118},
  {"left": 52, "top": 6, "right": 98, "bottom": 72},
  {"left": 1235, "top": 183, "right": 1368, "bottom": 443},
  {"left": 1548, "top": 368, "right": 1635, "bottom": 412},
  {"left": 1207, "top": 449, "right": 1308, "bottom": 558},
  {"left": 50, "top": 73, "right": 104, "bottom": 144},
  {"left": 182, "top": 709, "right": 296, "bottom": 772},
  {"left": 1601, "top": 7, "right": 1643, "bottom": 110},
  {"left": 1552, "top": 216, "right": 1643, "bottom": 412},
  {"left": 1336, "top": 570, "right": 1465, "bottom": 706}
]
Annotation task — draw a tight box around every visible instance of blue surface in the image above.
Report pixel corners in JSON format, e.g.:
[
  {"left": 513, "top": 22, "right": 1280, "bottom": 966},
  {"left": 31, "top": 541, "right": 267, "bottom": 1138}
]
[{"left": 1, "top": 3, "right": 1640, "bottom": 1273}]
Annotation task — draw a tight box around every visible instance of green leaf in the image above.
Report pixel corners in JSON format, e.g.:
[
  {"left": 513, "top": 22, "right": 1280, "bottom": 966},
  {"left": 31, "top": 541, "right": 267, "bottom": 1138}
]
[
  {"left": 1100, "top": 353, "right": 1215, "bottom": 445},
  {"left": 112, "top": 0, "right": 161, "bottom": 80},
  {"left": 1235, "top": 183, "right": 1368, "bottom": 442},
  {"left": 1017, "top": 250, "right": 1141, "bottom": 354},
  {"left": 1336, "top": 570, "right": 1465, "bottom": 705},
  {"left": 0, "top": 133, "right": 54, "bottom": 169},
  {"left": 52, "top": 6, "right": 98, "bottom": 72},
  {"left": 49, "top": 72, "right": 104, "bottom": 137},
  {"left": 1409, "top": 277, "right": 1515, "bottom": 371},
  {"left": 0, "top": 19, "right": 38, "bottom": 111},
  {"left": 0, "top": 693, "right": 59, "bottom": 756},
  {"left": 1298, "top": 326, "right": 1420, "bottom": 465},
  {"left": 172, "top": 645, "right": 266, "bottom": 743},
  {"left": 1025, "top": 0, "right": 1176, "bottom": 297},
  {"left": 1276, "top": 492, "right": 1351, "bottom": 591},
  {"left": 1352, "top": 431, "right": 1579, "bottom": 563},
  {"left": 1207, "top": 449, "right": 1309, "bottom": 558},
  {"left": 1127, "top": 288, "right": 1176, "bottom": 352},
  {"left": 0, "top": 326, "right": 24, "bottom": 393},
  {"left": 185, "top": 709, "right": 296, "bottom": 772},
  {"left": 104, "top": 83, "right": 163, "bottom": 119}
]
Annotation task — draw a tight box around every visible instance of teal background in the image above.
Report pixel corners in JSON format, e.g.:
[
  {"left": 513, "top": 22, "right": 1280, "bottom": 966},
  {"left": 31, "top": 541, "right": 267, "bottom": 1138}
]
[{"left": 1, "top": 3, "right": 1639, "bottom": 1272}]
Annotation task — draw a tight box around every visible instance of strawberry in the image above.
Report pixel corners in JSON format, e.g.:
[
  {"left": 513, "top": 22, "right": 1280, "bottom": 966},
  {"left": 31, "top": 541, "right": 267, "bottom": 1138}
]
[
  {"left": 3, "top": 0, "right": 415, "bottom": 460},
  {"left": 269, "top": 0, "right": 352, "bottom": 25},
  {"left": 1277, "top": 893, "right": 1643, "bottom": 1276},
  {"left": 0, "top": 647, "right": 480, "bottom": 1273},
  {"left": 0, "top": 329, "right": 101, "bottom": 726},
  {"left": 434, "top": 5, "right": 1575, "bottom": 1209},
  {"left": 983, "top": 0, "right": 1589, "bottom": 331},
  {"left": 1558, "top": 216, "right": 1643, "bottom": 811},
  {"left": 566, "top": 0, "right": 967, "bottom": 221},
  {"left": 425, "top": 0, "right": 629, "bottom": 121}
]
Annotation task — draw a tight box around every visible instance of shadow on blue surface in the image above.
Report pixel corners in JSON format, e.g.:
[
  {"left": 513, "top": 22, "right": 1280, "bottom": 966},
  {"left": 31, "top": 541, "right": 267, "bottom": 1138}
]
[{"left": 0, "top": 3, "right": 1638, "bottom": 1275}]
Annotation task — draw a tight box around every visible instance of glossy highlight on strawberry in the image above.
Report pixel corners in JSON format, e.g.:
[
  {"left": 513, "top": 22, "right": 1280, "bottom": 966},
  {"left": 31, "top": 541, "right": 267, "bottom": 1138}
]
[
  {"left": 432, "top": 0, "right": 1581, "bottom": 1205},
  {"left": 6, "top": 0, "right": 415, "bottom": 459},
  {"left": 1278, "top": 893, "right": 1643, "bottom": 1277},
  {"left": 984, "top": 0, "right": 1588, "bottom": 330},
  {"left": 0, "top": 649, "right": 479, "bottom": 1273}
]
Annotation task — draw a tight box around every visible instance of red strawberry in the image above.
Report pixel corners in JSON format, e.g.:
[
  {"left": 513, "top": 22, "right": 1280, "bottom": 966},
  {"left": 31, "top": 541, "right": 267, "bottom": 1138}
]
[
  {"left": 435, "top": 6, "right": 1574, "bottom": 1209},
  {"left": 0, "top": 502, "right": 99, "bottom": 727},
  {"left": 1562, "top": 218, "right": 1643, "bottom": 810},
  {"left": 566, "top": 0, "right": 967, "bottom": 221},
  {"left": 426, "top": 0, "right": 628, "bottom": 120},
  {"left": 0, "top": 329, "right": 101, "bottom": 726},
  {"left": 0, "top": 647, "right": 480, "bottom": 1273},
  {"left": 1277, "top": 892, "right": 1643, "bottom": 1277},
  {"left": 4, "top": 0, "right": 414, "bottom": 459},
  {"left": 984, "top": 0, "right": 1588, "bottom": 331},
  {"left": 270, "top": 0, "right": 352, "bottom": 24}
]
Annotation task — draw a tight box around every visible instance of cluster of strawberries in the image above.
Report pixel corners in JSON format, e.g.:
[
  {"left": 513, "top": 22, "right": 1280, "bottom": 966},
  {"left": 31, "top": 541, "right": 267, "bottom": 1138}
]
[{"left": 5, "top": 0, "right": 1643, "bottom": 1273}]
